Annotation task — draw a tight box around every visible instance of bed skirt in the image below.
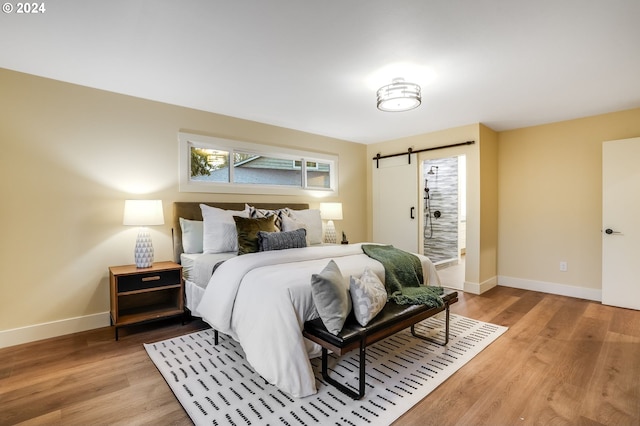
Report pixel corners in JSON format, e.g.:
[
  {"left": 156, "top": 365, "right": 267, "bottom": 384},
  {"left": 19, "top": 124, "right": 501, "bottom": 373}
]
[{"left": 185, "top": 279, "right": 205, "bottom": 317}]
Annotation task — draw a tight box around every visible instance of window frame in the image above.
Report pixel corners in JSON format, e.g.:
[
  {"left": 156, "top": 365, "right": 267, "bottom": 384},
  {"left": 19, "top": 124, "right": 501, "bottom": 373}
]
[{"left": 178, "top": 132, "right": 339, "bottom": 195}]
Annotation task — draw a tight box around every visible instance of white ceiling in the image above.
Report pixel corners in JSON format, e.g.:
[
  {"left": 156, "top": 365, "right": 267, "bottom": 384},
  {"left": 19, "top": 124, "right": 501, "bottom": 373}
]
[{"left": 1, "top": 1, "right": 639, "bottom": 144}]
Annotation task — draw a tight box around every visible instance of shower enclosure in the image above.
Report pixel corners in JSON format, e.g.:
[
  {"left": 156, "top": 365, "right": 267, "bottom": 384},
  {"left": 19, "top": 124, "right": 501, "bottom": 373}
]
[{"left": 423, "top": 156, "right": 465, "bottom": 266}]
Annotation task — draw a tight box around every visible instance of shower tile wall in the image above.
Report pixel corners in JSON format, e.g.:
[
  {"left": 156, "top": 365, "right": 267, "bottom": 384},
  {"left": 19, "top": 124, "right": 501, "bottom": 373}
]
[{"left": 424, "top": 157, "right": 458, "bottom": 264}]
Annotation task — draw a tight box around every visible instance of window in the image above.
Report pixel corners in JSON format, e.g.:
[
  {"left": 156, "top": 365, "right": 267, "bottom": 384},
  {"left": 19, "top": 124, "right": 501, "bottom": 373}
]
[
  {"left": 190, "top": 148, "right": 229, "bottom": 183},
  {"left": 179, "top": 132, "right": 338, "bottom": 195}
]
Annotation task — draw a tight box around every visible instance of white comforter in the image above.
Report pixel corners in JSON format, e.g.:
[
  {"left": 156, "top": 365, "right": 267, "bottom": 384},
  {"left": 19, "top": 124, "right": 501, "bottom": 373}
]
[{"left": 196, "top": 243, "right": 440, "bottom": 398}]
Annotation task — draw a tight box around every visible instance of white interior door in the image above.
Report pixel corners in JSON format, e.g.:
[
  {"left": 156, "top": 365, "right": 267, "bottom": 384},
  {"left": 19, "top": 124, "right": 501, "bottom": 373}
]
[
  {"left": 372, "top": 154, "right": 418, "bottom": 253},
  {"left": 602, "top": 137, "right": 640, "bottom": 310}
]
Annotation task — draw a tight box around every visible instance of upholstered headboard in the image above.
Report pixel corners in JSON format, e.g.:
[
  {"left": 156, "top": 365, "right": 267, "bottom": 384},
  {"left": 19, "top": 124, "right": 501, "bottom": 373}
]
[{"left": 172, "top": 202, "right": 310, "bottom": 262}]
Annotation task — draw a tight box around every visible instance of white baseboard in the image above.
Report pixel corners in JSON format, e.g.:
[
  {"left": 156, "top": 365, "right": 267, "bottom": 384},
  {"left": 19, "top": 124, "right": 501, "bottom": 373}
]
[
  {"left": 0, "top": 312, "right": 111, "bottom": 349},
  {"left": 464, "top": 276, "right": 497, "bottom": 295},
  {"left": 1, "top": 276, "right": 601, "bottom": 349},
  {"left": 498, "top": 276, "right": 602, "bottom": 302}
]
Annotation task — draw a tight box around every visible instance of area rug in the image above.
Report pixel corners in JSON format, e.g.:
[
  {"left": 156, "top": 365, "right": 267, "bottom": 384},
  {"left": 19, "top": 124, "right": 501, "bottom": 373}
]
[{"left": 145, "top": 314, "right": 507, "bottom": 425}]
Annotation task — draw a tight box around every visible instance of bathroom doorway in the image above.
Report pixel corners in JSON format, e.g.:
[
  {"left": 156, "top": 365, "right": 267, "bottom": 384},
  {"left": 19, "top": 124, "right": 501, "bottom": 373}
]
[{"left": 422, "top": 155, "right": 466, "bottom": 273}]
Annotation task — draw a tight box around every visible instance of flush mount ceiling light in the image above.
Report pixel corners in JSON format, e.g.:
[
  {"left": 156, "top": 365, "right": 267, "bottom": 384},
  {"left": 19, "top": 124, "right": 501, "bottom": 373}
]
[{"left": 376, "top": 77, "right": 422, "bottom": 112}]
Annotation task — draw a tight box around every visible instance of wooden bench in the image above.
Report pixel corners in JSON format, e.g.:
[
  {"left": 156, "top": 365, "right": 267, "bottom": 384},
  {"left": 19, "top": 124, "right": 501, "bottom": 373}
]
[{"left": 303, "top": 288, "right": 458, "bottom": 399}]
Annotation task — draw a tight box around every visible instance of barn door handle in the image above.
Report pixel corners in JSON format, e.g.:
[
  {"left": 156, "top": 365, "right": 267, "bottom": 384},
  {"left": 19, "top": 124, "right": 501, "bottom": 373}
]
[{"left": 410, "top": 207, "right": 415, "bottom": 219}]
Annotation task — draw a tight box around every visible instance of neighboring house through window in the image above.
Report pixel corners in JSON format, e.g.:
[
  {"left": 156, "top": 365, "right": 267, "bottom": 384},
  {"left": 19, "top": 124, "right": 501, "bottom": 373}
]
[{"left": 179, "top": 132, "right": 338, "bottom": 195}]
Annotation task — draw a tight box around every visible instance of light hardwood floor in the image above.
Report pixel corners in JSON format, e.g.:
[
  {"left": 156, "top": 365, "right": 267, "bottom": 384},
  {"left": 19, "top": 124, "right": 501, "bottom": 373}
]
[{"left": 1, "top": 287, "right": 638, "bottom": 425}]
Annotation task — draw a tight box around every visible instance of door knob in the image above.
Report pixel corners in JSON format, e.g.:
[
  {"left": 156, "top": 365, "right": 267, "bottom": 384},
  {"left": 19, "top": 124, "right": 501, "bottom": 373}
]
[{"left": 605, "top": 228, "right": 621, "bottom": 235}]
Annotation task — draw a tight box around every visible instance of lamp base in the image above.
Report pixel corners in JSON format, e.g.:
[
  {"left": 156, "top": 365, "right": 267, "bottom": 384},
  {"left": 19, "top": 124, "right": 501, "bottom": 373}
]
[
  {"left": 134, "top": 229, "right": 154, "bottom": 268},
  {"left": 324, "top": 220, "right": 337, "bottom": 244}
]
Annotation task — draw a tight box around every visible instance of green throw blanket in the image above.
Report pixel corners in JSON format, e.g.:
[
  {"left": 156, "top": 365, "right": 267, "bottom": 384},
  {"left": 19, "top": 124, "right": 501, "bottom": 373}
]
[{"left": 362, "top": 244, "right": 444, "bottom": 307}]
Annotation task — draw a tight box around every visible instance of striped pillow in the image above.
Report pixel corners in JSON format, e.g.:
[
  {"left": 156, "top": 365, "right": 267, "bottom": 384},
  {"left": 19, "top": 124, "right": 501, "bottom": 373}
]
[{"left": 246, "top": 204, "right": 287, "bottom": 231}]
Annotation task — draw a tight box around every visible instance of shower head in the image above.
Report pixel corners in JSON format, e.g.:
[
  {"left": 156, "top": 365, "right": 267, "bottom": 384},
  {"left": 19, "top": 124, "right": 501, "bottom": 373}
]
[{"left": 427, "top": 166, "right": 438, "bottom": 175}]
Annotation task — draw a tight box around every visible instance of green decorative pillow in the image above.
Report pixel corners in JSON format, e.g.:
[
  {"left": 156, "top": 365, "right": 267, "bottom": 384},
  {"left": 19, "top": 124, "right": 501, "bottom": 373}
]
[
  {"left": 310, "top": 260, "right": 351, "bottom": 335},
  {"left": 233, "top": 215, "right": 277, "bottom": 255}
]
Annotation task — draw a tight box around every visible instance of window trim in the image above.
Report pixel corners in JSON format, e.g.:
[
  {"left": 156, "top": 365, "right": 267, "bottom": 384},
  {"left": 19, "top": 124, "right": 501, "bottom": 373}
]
[{"left": 178, "top": 132, "right": 339, "bottom": 195}]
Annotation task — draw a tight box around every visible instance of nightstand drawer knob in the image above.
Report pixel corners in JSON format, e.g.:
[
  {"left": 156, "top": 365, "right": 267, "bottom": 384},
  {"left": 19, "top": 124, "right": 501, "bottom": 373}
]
[{"left": 141, "top": 276, "right": 161, "bottom": 282}]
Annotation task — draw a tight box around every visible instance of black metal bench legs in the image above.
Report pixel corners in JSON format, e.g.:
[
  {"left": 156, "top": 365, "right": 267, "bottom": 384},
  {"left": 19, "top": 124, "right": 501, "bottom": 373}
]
[
  {"left": 320, "top": 303, "right": 451, "bottom": 400},
  {"left": 321, "top": 336, "right": 366, "bottom": 400},
  {"left": 410, "top": 302, "right": 450, "bottom": 346}
]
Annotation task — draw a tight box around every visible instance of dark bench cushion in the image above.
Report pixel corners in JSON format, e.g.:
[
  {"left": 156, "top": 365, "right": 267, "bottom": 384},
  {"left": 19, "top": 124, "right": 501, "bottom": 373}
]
[{"left": 304, "top": 288, "right": 458, "bottom": 351}]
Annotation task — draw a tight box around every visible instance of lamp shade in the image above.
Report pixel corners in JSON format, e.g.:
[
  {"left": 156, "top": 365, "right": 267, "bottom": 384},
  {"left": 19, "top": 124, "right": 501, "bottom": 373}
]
[
  {"left": 320, "top": 202, "right": 343, "bottom": 220},
  {"left": 123, "top": 200, "right": 165, "bottom": 226}
]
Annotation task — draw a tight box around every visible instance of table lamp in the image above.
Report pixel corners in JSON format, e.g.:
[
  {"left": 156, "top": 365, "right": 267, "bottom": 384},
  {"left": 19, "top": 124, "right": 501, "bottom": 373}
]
[
  {"left": 320, "top": 202, "right": 343, "bottom": 244},
  {"left": 123, "top": 200, "right": 165, "bottom": 268}
]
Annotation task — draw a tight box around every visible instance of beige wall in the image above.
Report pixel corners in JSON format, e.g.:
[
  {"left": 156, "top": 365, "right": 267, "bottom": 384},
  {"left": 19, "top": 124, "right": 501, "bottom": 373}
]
[
  {"left": 498, "top": 108, "right": 640, "bottom": 296},
  {"left": 0, "top": 69, "right": 366, "bottom": 344},
  {"left": 479, "top": 124, "right": 498, "bottom": 285},
  {"left": 365, "top": 124, "right": 500, "bottom": 292},
  {"left": 366, "top": 109, "right": 640, "bottom": 298},
  {"left": 3, "top": 66, "right": 639, "bottom": 347}
]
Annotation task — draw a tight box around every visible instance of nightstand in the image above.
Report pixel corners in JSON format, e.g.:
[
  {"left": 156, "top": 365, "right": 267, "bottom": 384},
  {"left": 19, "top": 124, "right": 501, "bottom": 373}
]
[{"left": 109, "top": 261, "right": 184, "bottom": 340}]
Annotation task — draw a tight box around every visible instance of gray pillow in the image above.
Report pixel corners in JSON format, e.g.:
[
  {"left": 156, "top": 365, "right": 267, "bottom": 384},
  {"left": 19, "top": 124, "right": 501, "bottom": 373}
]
[
  {"left": 258, "top": 228, "right": 307, "bottom": 251},
  {"left": 310, "top": 260, "right": 351, "bottom": 335}
]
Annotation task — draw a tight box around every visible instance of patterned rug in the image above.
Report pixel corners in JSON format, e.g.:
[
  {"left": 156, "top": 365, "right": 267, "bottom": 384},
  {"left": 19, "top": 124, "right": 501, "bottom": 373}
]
[{"left": 144, "top": 314, "right": 507, "bottom": 425}]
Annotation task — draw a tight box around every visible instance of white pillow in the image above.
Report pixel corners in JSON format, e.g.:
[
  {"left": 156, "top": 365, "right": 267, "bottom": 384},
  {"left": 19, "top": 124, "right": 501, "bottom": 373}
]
[
  {"left": 349, "top": 267, "right": 388, "bottom": 326},
  {"left": 179, "top": 217, "right": 204, "bottom": 254},
  {"left": 286, "top": 209, "right": 323, "bottom": 245},
  {"left": 281, "top": 214, "right": 304, "bottom": 231},
  {"left": 200, "top": 204, "right": 249, "bottom": 253}
]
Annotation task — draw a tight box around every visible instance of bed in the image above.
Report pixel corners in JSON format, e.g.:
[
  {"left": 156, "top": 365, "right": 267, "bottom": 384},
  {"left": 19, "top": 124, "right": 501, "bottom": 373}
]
[
  {"left": 172, "top": 202, "right": 311, "bottom": 315},
  {"left": 172, "top": 201, "right": 442, "bottom": 398}
]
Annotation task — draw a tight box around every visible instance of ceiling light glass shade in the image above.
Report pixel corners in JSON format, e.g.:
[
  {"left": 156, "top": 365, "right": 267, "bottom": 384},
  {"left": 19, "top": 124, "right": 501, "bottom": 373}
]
[{"left": 377, "top": 78, "right": 421, "bottom": 112}]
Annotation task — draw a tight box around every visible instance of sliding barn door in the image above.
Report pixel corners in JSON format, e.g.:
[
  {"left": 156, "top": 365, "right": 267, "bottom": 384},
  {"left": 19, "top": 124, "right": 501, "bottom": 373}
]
[{"left": 372, "top": 154, "right": 418, "bottom": 253}]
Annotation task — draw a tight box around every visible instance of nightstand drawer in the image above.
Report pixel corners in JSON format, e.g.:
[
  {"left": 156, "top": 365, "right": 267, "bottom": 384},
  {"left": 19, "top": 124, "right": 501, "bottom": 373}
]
[{"left": 117, "top": 269, "right": 181, "bottom": 292}]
